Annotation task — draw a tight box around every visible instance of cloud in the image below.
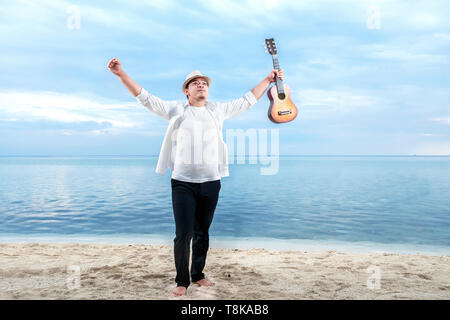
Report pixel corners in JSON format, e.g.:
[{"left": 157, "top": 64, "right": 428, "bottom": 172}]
[
  {"left": 293, "top": 88, "right": 381, "bottom": 117},
  {"left": 194, "top": 0, "right": 293, "bottom": 28},
  {"left": 1, "top": 0, "right": 449, "bottom": 155},
  {"left": 410, "top": 141, "right": 450, "bottom": 155},
  {"left": 420, "top": 133, "right": 448, "bottom": 137},
  {"left": 0, "top": 90, "right": 169, "bottom": 136},
  {"left": 365, "top": 45, "right": 448, "bottom": 64},
  {"left": 432, "top": 33, "right": 450, "bottom": 41},
  {"left": 432, "top": 117, "right": 450, "bottom": 124}
]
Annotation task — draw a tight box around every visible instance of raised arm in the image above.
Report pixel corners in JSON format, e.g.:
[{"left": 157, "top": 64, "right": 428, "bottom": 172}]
[
  {"left": 251, "top": 69, "right": 284, "bottom": 100},
  {"left": 107, "top": 57, "right": 142, "bottom": 96},
  {"left": 218, "top": 69, "right": 285, "bottom": 120},
  {"left": 107, "top": 57, "right": 175, "bottom": 120}
]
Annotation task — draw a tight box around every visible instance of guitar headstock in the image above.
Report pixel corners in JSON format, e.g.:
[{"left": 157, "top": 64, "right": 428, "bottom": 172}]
[{"left": 265, "top": 38, "right": 277, "bottom": 55}]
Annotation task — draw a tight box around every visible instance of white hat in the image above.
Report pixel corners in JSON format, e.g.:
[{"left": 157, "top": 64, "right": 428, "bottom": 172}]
[{"left": 182, "top": 70, "right": 211, "bottom": 93}]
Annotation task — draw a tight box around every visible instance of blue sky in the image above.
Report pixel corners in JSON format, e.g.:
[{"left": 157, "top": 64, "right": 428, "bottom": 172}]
[{"left": 0, "top": 0, "right": 449, "bottom": 155}]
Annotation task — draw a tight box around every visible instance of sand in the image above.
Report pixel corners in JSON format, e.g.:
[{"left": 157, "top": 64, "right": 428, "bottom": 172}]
[{"left": 0, "top": 243, "right": 449, "bottom": 300}]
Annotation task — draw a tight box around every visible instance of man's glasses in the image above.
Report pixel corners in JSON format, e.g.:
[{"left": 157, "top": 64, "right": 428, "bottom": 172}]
[{"left": 189, "top": 80, "right": 208, "bottom": 87}]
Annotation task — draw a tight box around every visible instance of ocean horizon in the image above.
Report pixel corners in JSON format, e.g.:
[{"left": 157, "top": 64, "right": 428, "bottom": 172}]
[{"left": 1, "top": 155, "right": 449, "bottom": 255}]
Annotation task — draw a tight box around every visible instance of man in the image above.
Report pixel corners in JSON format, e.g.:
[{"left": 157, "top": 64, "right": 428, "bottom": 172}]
[{"left": 107, "top": 57, "right": 284, "bottom": 297}]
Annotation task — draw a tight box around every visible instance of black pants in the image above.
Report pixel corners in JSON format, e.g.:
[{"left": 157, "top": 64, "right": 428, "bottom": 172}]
[{"left": 171, "top": 178, "right": 221, "bottom": 288}]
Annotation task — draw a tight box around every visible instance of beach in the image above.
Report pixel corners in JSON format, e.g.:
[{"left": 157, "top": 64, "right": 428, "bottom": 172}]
[{"left": 0, "top": 242, "right": 449, "bottom": 300}]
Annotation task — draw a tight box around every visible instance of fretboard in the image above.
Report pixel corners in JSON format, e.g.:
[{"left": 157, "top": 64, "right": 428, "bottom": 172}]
[{"left": 271, "top": 55, "right": 285, "bottom": 97}]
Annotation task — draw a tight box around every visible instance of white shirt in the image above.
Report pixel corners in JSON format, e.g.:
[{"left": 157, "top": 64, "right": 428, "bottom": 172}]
[
  {"left": 135, "top": 88, "right": 258, "bottom": 180},
  {"left": 171, "top": 105, "right": 221, "bottom": 183}
]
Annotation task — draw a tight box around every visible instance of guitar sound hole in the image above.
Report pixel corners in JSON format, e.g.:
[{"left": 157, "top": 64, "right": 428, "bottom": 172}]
[{"left": 278, "top": 93, "right": 286, "bottom": 100}]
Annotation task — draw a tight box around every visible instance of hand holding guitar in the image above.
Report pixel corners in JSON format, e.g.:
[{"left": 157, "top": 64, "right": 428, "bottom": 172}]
[{"left": 266, "top": 69, "right": 284, "bottom": 83}]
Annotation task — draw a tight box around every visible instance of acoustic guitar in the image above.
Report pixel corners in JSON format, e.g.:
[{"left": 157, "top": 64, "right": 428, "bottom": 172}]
[{"left": 265, "top": 38, "right": 298, "bottom": 123}]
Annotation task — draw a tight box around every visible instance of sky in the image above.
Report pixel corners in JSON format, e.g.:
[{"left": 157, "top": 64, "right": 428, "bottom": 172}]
[{"left": 0, "top": 0, "right": 449, "bottom": 156}]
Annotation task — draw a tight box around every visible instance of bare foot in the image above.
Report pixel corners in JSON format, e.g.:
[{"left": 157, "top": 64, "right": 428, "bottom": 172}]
[
  {"left": 193, "top": 278, "right": 215, "bottom": 287},
  {"left": 173, "top": 286, "right": 187, "bottom": 296}
]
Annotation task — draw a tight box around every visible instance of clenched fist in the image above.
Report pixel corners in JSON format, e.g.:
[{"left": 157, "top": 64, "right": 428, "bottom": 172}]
[{"left": 107, "top": 58, "right": 123, "bottom": 77}]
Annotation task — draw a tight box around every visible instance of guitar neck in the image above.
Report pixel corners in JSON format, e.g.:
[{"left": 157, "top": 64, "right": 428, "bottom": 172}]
[{"left": 271, "top": 55, "right": 285, "bottom": 95}]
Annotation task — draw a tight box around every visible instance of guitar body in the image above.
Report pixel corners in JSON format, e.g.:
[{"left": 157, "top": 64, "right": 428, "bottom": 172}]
[{"left": 267, "top": 83, "right": 298, "bottom": 123}]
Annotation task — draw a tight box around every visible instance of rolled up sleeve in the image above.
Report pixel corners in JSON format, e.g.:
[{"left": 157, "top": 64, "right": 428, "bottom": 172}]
[
  {"left": 136, "top": 88, "right": 175, "bottom": 120},
  {"left": 218, "top": 91, "right": 258, "bottom": 120}
]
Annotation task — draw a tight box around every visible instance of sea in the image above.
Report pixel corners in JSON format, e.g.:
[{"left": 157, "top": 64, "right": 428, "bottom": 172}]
[{"left": 1, "top": 155, "right": 449, "bottom": 255}]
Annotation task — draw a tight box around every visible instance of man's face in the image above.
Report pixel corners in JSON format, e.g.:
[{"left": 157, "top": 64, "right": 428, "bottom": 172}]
[{"left": 184, "top": 77, "right": 209, "bottom": 100}]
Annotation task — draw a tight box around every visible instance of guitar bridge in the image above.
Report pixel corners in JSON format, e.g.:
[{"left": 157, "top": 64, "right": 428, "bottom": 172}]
[{"left": 278, "top": 110, "right": 292, "bottom": 116}]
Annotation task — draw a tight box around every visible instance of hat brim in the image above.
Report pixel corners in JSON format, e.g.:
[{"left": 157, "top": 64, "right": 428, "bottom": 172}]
[{"left": 182, "top": 76, "right": 211, "bottom": 93}]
